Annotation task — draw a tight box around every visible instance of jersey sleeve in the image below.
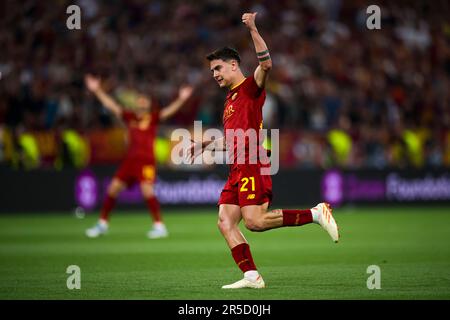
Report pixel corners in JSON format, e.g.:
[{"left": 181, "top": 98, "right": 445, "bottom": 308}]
[{"left": 243, "top": 76, "right": 264, "bottom": 98}]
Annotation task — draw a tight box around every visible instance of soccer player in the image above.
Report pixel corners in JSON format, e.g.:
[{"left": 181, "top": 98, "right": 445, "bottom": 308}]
[
  {"left": 188, "top": 13, "right": 339, "bottom": 288},
  {"left": 84, "top": 74, "right": 193, "bottom": 239}
]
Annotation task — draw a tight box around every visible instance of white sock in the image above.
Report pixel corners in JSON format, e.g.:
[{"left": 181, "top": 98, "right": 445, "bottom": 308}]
[
  {"left": 311, "top": 208, "right": 320, "bottom": 224},
  {"left": 244, "top": 270, "right": 259, "bottom": 281}
]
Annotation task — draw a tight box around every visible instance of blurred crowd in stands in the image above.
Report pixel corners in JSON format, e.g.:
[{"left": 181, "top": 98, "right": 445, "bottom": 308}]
[{"left": 1, "top": 0, "right": 449, "bottom": 169}]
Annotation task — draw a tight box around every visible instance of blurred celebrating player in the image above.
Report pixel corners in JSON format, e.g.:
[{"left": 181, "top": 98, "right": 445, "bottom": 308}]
[
  {"left": 189, "top": 13, "right": 339, "bottom": 288},
  {"left": 85, "top": 74, "right": 193, "bottom": 239}
]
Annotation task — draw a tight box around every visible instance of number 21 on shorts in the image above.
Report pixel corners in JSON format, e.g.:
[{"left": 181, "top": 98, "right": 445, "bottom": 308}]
[{"left": 240, "top": 176, "right": 255, "bottom": 192}]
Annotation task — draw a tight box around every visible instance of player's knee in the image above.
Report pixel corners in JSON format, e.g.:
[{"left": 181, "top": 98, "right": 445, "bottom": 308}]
[
  {"left": 217, "top": 217, "right": 232, "bottom": 234},
  {"left": 141, "top": 187, "right": 154, "bottom": 199},
  {"left": 244, "top": 217, "right": 265, "bottom": 232},
  {"left": 107, "top": 185, "right": 120, "bottom": 197}
]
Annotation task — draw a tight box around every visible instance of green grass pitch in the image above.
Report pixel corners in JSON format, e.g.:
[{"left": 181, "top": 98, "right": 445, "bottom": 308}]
[{"left": 1, "top": 206, "right": 450, "bottom": 300}]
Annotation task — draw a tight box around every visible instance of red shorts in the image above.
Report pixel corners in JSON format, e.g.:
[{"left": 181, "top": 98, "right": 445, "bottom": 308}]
[
  {"left": 218, "top": 164, "right": 272, "bottom": 208},
  {"left": 114, "top": 158, "right": 156, "bottom": 186}
]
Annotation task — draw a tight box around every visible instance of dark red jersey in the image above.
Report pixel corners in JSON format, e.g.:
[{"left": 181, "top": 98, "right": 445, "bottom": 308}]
[
  {"left": 121, "top": 109, "right": 160, "bottom": 163},
  {"left": 222, "top": 76, "right": 266, "bottom": 169}
]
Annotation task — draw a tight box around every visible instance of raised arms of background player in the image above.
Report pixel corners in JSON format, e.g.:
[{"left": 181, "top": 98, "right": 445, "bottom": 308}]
[{"left": 84, "top": 74, "right": 193, "bottom": 121}]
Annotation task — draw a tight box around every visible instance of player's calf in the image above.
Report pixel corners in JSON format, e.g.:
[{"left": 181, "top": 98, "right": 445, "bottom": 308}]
[{"left": 243, "top": 216, "right": 267, "bottom": 232}]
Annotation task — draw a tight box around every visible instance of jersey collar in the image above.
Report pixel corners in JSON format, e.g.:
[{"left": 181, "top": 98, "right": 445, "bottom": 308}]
[{"left": 230, "top": 78, "right": 246, "bottom": 91}]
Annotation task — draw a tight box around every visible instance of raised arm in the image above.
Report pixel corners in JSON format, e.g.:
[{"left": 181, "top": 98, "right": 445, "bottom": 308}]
[
  {"left": 84, "top": 74, "right": 122, "bottom": 118},
  {"left": 159, "top": 85, "right": 194, "bottom": 122},
  {"left": 242, "top": 12, "right": 272, "bottom": 88}
]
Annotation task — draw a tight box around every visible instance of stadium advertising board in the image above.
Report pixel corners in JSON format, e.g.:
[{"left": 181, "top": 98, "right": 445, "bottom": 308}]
[
  {"left": 322, "top": 170, "right": 450, "bottom": 206},
  {"left": 75, "top": 168, "right": 226, "bottom": 210},
  {"left": 1, "top": 166, "right": 450, "bottom": 213}
]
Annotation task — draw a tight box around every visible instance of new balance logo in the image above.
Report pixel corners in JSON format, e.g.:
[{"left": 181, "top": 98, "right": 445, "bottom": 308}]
[{"left": 247, "top": 194, "right": 255, "bottom": 200}]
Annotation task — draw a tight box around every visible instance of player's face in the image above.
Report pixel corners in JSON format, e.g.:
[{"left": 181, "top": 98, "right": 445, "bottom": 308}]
[
  {"left": 136, "top": 95, "right": 151, "bottom": 113},
  {"left": 210, "top": 59, "right": 237, "bottom": 88}
]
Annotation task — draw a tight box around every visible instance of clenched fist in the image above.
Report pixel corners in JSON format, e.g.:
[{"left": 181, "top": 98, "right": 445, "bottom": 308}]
[{"left": 242, "top": 12, "right": 258, "bottom": 31}]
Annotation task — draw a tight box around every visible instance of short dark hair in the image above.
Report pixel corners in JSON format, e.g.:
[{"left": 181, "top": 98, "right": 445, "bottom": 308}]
[{"left": 206, "top": 47, "right": 241, "bottom": 64}]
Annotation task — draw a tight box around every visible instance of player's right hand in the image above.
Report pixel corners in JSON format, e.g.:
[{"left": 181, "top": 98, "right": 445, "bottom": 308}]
[{"left": 85, "top": 74, "right": 101, "bottom": 93}]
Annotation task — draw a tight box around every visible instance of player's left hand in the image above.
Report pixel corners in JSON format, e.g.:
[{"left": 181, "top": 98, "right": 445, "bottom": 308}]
[
  {"left": 179, "top": 85, "right": 194, "bottom": 101},
  {"left": 242, "top": 12, "right": 258, "bottom": 30},
  {"left": 85, "top": 74, "right": 101, "bottom": 93},
  {"left": 185, "top": 139, "right": 203, "bottom": 164}
]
